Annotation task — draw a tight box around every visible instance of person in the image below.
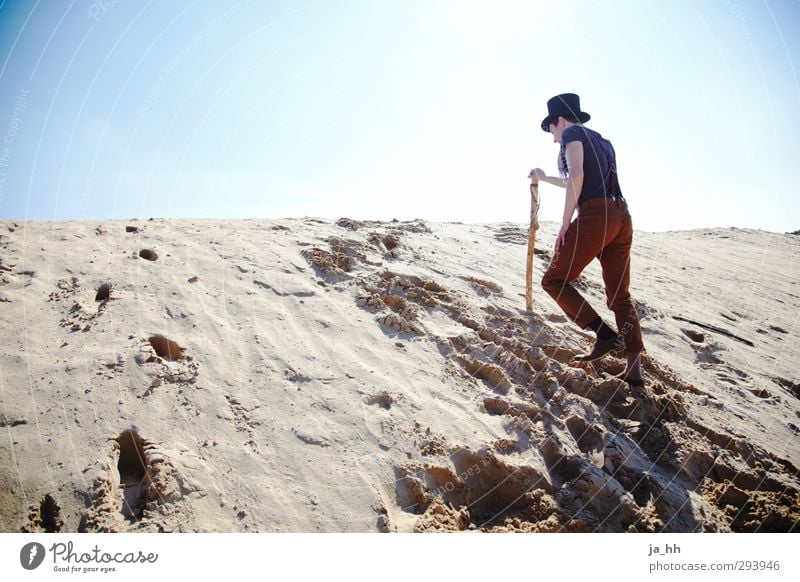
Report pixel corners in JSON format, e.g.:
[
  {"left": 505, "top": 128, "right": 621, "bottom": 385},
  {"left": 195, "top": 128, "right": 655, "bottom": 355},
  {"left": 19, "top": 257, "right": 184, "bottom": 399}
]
[{"left": 529, "top": 93, "right": 644, "bottom": 387}]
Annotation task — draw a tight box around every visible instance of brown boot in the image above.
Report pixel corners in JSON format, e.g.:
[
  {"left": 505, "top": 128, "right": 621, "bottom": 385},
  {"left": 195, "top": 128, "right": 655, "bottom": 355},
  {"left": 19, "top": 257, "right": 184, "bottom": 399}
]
[
  {"left": 613, "top": 370, "right": 644, "bottom": 388},
  {"left": 573, "top": 334, "right": 624, "bottom": 362}
]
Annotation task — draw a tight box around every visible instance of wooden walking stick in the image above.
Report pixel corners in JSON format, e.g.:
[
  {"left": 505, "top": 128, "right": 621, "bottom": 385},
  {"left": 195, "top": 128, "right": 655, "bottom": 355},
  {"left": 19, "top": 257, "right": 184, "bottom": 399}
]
[{"left": 525, "top": 180, "right": 540, "bottom": 312}]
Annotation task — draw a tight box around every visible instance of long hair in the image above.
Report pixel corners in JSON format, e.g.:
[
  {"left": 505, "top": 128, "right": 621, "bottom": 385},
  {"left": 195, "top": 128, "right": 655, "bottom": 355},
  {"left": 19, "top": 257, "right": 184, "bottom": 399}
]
[
  {"left": 555, "top": 116, "right": 579, "bottom": 180},
  {"left": 558, "top": 146, "right": 568, "bottom": 180}
]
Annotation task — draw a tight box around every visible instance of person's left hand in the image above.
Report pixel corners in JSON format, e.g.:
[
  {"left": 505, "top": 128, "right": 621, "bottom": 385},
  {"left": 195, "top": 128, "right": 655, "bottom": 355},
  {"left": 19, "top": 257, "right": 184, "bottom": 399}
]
[{"left": 555, "top": 222, "right": 570, "bottom": 252}]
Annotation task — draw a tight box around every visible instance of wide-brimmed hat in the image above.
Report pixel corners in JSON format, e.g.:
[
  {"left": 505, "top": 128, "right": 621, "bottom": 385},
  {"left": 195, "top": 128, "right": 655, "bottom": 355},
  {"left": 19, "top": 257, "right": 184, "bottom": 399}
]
[{"left": 541, "top": 93, "right": 590, "bottom": 131}]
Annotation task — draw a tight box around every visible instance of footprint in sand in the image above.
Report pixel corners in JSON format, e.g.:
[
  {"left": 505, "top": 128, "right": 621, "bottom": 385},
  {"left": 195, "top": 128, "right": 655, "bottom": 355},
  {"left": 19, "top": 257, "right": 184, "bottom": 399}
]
[
  {"left": 0, "top": 415, "right": 28, "bottom": 427},
  {"left": 21, "top": 494, "right": 63, "bottom": 533},
  {"left": 78, "top": 430, "right": 152, "bottom": 531},
  {"left": 458, "top": 357, "right": 512, "bottom": 394},
  {"left": 138, "top": 249, "right": 158, "bottom": 261},
  {"left": 748, "top": 387, "right": 772, "bottom": 399},
  {"left": 50, "top": 278, "right": 114, "bottom": 330},
  {"left": 538, "top": 344, "right": 579, "bottom": 364},
  {"left": 292, "top": 428, "right": 330, "bottom": 448},
  {"left": 771, "top": 376, "right": 800, "bottom": 400},
  {"left": 565, "top": 415, "right": 605, "bottom": 466},
  {"left": 461, "top": 276, "right": 503, "bottom": 297},
  {"left": 80, "top": 429, "right": 191, "bottom": 532},
  {"left": 95, "top": 282, "right": 112, "bottom": 302},
  {"left": 148, "top": 335, "right": 185, "bottom": 361},
  {"left": 492, "top": 227, "right": 527, "bottom": 245},
  {"left": 223, "top": 393, "right": 262, "bottom": 452},
  {"left": 681, "top": 328, "right": 705, "bottom": 343},
  {"left": 367, "top": 232, "right": 402, "bottom": 257},
  {"left": 135, "top": 336, "right": 199, "bottom": 397},
  {"left": 366, "top": 391, "right": 397, "bottom": 410},
  {"left": 394, "top": 448, "right": 554, "bottom": 530},
  {"left": 116, "top": 430, "right": 150, "bottom": 522},
  {"left": 482, "top": 396, "right": 539, "bottom": 420}
]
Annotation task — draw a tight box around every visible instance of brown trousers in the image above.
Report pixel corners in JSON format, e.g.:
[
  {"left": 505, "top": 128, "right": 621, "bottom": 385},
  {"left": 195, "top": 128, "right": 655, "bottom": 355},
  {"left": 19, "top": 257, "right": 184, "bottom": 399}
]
[{"left": 541, "top": 197, "right": 644, "bottom": 354}]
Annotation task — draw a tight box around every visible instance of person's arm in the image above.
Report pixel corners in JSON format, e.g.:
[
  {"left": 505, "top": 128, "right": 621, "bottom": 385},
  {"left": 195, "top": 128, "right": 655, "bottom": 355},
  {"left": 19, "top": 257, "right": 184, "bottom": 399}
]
[
  {"left": 528, "top": 168, "right": 566, "bottom": 188},
  {"left": 554, "top": 140, "right": 584, "bottom": 251},
  {"left": 562, "top": 141, "right": 583, "bottom": 224}
]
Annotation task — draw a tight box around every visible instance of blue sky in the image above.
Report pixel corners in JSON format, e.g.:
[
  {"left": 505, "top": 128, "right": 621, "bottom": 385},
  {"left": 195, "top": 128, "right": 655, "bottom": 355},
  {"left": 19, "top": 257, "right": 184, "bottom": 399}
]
[{"left": 0, "top": 0, "right": 798, "bottom": 232}]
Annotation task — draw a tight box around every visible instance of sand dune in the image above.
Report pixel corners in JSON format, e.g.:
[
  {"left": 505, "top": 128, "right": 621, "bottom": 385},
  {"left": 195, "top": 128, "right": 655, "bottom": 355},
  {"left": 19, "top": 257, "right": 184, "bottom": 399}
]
[{"left": 1, "top": 217, "right": 798, "bottom": 532}]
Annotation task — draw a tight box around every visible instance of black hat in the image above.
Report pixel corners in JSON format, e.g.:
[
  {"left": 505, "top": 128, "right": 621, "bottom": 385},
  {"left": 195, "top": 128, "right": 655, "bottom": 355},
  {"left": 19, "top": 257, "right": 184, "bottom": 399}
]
[{"left": 541, "top": 93, "right": 590, "bottom": 131}]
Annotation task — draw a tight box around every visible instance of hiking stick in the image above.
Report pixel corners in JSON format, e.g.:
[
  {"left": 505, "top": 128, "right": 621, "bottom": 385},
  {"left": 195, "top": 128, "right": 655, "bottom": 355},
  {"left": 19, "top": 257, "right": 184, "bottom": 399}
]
[{"left": 526, "top": 181, "right": 540, "bottom": 312}]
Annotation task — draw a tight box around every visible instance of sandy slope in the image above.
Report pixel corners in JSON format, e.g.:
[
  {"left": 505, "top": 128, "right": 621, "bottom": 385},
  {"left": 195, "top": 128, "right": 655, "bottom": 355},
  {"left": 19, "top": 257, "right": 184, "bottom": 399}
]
[{"left": 0, "top": 217, "right": 798, "bottom": 532}]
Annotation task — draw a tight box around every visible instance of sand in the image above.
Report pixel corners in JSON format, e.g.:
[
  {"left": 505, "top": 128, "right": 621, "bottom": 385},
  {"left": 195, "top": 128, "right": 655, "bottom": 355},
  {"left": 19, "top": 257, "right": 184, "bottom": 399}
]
[{"left": 1, "top": 217, "right": 798, "bottom": 532}]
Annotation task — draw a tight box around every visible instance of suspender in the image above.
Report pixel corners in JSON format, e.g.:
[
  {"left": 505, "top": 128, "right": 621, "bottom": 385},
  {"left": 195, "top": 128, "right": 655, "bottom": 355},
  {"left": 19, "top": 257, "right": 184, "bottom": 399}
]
[
  {"left": 596, "top": 131, "right": 624, "bottom": 202},
  {"left": 608, "top": 167, "right": 625, "bottom": 202}
]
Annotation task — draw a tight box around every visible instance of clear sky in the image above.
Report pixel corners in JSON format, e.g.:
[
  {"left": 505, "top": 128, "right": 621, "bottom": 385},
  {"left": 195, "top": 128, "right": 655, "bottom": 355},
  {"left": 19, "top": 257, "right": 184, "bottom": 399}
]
[{"left": 0, "top": 0, "right": 798, "bottom": 232}]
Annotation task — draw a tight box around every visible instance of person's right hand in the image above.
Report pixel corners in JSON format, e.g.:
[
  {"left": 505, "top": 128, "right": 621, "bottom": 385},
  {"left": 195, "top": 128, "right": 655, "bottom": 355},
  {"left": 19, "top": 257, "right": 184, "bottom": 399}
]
[
  {"left": 555, "top": 222, "right": 570, "bottom": 252},
  {"left": 528, "top": 168, "right": 546, "bottom": 183}
]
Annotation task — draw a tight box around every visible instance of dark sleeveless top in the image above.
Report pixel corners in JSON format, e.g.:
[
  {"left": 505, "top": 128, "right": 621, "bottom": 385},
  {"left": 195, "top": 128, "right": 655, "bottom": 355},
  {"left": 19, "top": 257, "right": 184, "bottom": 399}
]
[{"left": 562, "top": 125, "right": 624, "bottom": 205}]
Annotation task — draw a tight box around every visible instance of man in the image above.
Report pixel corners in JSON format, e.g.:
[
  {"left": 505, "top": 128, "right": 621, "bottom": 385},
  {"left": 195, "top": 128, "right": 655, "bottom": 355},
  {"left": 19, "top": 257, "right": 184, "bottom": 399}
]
[{"left": 529, "top": 93, "right": 644, "bottom": 387}]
